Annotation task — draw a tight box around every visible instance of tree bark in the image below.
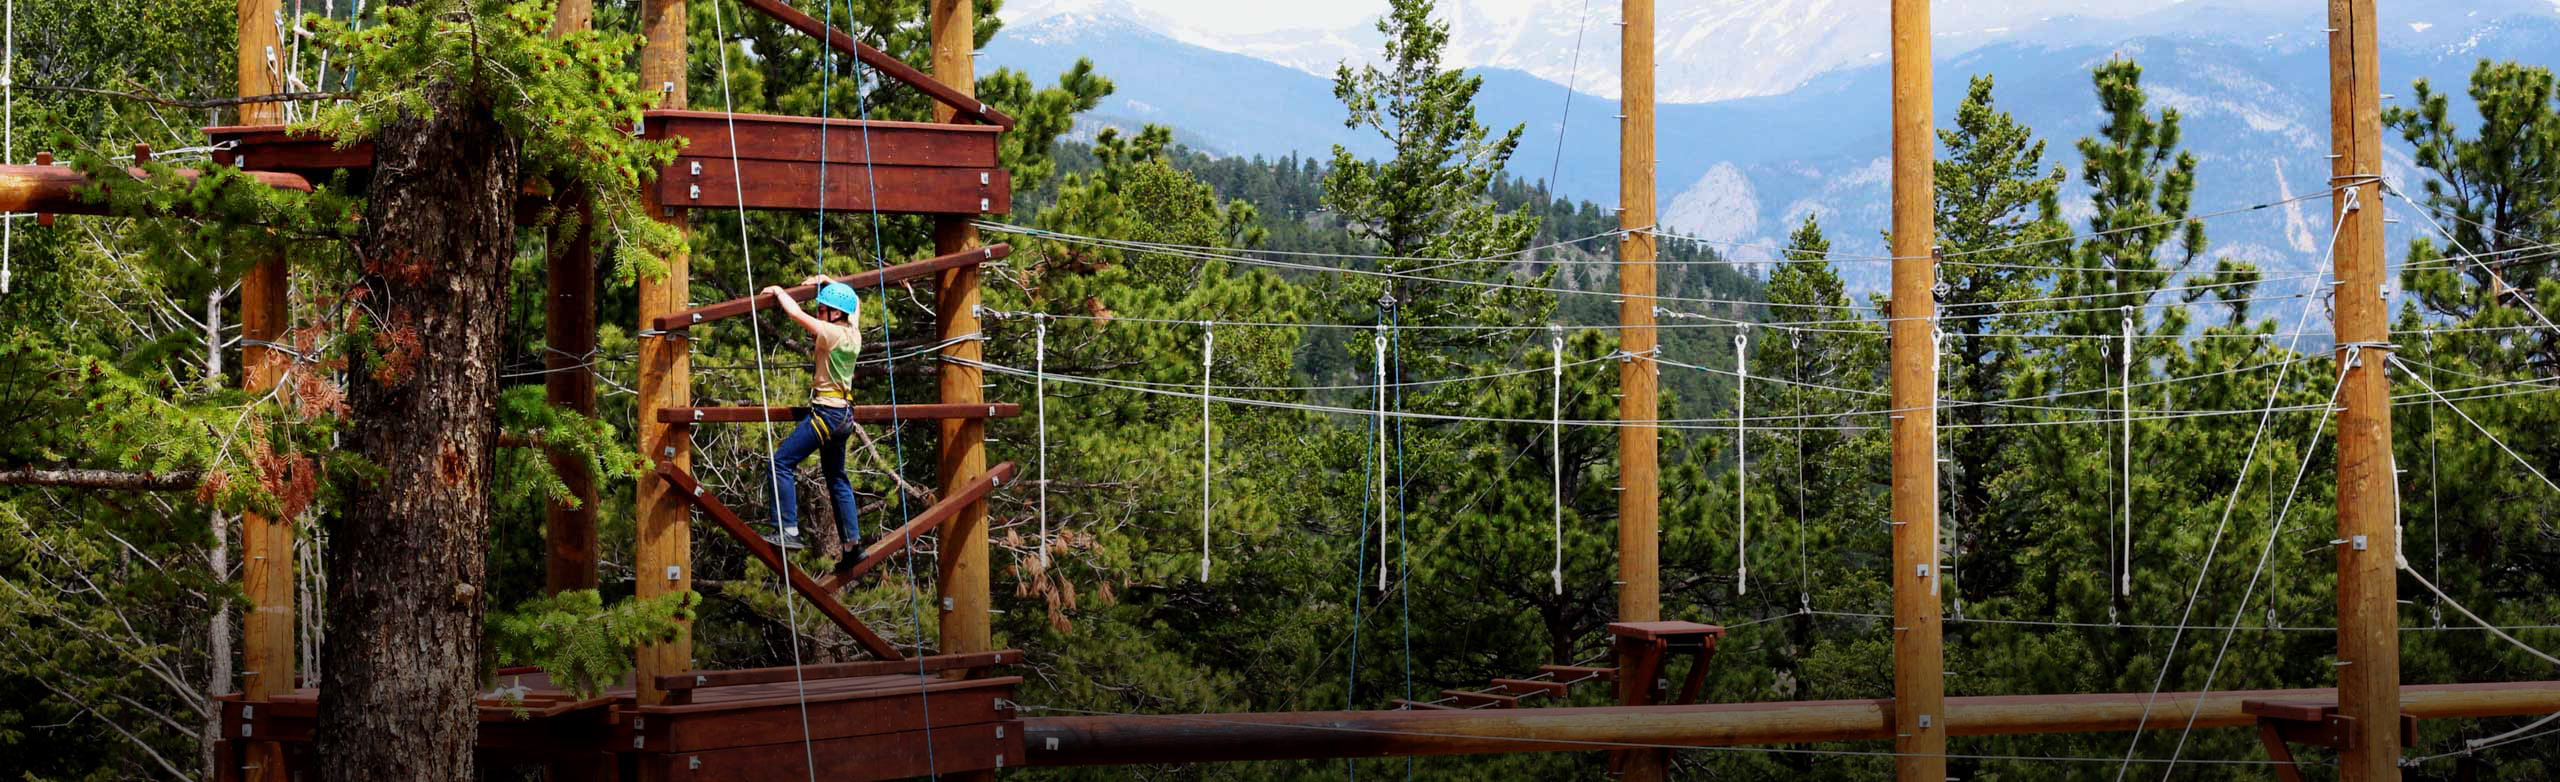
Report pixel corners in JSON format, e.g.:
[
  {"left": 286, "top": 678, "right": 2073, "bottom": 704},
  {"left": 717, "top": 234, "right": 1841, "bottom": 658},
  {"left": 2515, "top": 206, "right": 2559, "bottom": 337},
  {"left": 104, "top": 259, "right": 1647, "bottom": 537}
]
[{"left": 317, "top": 73, "right": 519, "bottom": 781}]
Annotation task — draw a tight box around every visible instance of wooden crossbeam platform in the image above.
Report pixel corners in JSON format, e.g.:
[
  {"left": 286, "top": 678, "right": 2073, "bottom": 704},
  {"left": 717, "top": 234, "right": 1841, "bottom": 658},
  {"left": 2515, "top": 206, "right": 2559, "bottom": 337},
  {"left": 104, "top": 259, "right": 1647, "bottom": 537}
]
[
  {"left": 203, "top": 109, "right": 1010, "bottom": 216},
  {"left": 649, "top": 244, "right": 1009, "bottom": 331},
  {"left": 658, "top": 403, "right": 1021, "bottom": 424},
  {"left": 656, "top": 650, "right": 1022, "bottom": 699},
  {"left": 656, "top": 463, "right": 903, "bottom": 660},
  {"left": 218, "top": 667, "right": 1024, "bottom": 782}
]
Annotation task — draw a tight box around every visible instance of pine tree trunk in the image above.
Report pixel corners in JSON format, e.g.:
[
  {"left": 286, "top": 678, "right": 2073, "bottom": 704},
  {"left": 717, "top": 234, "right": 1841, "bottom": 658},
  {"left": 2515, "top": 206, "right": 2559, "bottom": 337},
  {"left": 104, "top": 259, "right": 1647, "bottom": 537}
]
[{"left": 317, "top": 76, "right": 519, "bottom": 781}]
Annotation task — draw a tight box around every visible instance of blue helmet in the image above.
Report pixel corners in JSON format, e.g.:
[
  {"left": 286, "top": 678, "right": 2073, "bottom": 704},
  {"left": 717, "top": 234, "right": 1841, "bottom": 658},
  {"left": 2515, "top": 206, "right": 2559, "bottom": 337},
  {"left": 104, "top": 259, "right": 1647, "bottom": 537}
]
[{"left": 814, "top": 283, "right": 860, "bottom": 318}]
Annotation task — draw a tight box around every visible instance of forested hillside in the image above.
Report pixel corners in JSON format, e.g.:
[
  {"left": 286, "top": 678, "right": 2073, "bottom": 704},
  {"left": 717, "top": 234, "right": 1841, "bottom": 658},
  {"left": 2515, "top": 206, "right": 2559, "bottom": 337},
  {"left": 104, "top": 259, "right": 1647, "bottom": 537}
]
[{"left": 2, "top": 1, "right": 2557, "bottom": 780}]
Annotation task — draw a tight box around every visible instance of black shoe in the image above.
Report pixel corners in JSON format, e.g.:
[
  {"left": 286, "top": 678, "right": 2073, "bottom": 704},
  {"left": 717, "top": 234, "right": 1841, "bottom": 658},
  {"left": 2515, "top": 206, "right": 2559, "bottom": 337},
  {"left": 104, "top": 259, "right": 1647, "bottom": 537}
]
[{"left": 832, "top": 540, "right": 873, "bottom": 577}]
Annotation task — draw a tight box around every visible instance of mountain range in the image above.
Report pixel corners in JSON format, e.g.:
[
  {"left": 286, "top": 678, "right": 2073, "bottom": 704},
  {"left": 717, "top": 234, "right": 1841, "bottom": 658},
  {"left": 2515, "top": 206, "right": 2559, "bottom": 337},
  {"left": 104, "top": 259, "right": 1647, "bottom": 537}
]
[{"left": 982, "top": 1, "right": 2560, "bottom": 284}]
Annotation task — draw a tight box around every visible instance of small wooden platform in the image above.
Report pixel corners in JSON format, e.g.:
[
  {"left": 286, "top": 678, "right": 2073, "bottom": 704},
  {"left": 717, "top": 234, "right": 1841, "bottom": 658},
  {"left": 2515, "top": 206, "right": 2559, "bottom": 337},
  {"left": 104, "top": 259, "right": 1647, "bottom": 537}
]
[
  {"left": 217, "top": 661, "right": 1022, "bottom": 782},
  {"left": 2243, "top": 697, "right": 2416, "bottom": 782},
  {"left": 204, "top": 109, "right": 1009, "bottom": 216}
]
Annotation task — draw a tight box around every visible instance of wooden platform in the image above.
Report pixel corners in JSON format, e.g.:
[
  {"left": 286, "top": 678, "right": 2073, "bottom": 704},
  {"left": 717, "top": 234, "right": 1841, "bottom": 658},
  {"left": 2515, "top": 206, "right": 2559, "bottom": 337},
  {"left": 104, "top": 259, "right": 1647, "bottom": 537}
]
[
  {"left": 216, "top": 662, "right": 1021, "bottom": 782},
  {"left": 204, "top": 109, "right": 1009, "bottom": 216}
]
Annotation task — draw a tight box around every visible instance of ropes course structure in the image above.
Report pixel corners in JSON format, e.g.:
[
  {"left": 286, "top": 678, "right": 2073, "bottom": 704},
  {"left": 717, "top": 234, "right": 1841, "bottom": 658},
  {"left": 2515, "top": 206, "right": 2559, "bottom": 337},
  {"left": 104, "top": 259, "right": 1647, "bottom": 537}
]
[{"left": 11, "top": 0, "right": 2560, "bottom": 781}]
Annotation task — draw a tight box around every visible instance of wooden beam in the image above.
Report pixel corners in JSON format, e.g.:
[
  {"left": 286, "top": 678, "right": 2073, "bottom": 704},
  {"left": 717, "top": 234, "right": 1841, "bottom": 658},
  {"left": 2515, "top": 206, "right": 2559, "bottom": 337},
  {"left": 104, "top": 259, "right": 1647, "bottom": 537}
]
[
  {"left": 1020, "top": 681, "right": 2560, "bottom": 766},
  {"left": 2327, "top": 0, "right": 2402, "bottom": 777},
  {"left": 543, "top": 49, "right": 602, "bottom": 595},
  {"left": 1490, "top": 679, "right": 1571, "bottom": 698},
  {"left": 820, "top": 462, "right": 1019, "bottom": 591},
  {"left": 1887, "top": 0, "right": 1945, "bottom": 780},
  {"left": 1539, "top": 665, "right": 1616, "bottom": 682},
  {"left": 1616, "top": 1, "right": 1663, "bottom": 778},
  {"left": 657, "top": 403, "right": 1020, "bottom": 425},
  {"left": 649, "top": 244, "right": 1007, "bottom": 331},
  {"left": 1442, "top": 690, "right": 1521, "bottom": 709},
  {"left": 655, "top": 463, "right": 905, "bottom": 661},
  {"left": 654, "top": 650, "right": 1021, "bottom": 694},
  {"left": 734, "top": 0, "right": 1014, "bottom": 129},
  {"left": 234, "top": 2, "right": 292, "bottom": 780},
  {"left": 633, "top": 0, "right": 694, "bottom": 712},
  {"left": 930, "top": 1, "right": 995, "bottom": 719},
  {"left": 0, "top": 164, "right": 313, "bottom": 215},
  {"left": 643, "top": 110, "right": 1000, "bottom": 167}
]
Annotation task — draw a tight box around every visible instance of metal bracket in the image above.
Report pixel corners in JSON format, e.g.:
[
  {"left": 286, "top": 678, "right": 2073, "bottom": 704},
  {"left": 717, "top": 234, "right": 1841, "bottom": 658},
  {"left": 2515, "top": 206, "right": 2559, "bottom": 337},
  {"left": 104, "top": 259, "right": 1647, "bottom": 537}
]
[{"left": 664, "top": 565, "right": 682, "bottom": 581}]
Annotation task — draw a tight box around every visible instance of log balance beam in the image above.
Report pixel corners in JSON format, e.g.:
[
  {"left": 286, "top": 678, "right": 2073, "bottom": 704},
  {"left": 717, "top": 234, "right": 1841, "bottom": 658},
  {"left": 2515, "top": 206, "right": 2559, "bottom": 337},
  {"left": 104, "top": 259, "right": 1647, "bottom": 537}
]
[
  {"left": 650, "top": 243, "right": 1010, "bottom": 332},
  {"left": 0, "top": 163, "right": 312, "bottom": 216},
  {"left": 1019, "top": 680, "right": 2560, "bottom": 765}
]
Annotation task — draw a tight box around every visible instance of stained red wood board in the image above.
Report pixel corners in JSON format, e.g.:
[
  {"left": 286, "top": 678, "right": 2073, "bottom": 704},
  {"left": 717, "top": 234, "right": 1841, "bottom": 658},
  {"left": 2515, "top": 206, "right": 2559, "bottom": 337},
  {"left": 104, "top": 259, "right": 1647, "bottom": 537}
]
[
  {"left": 655, "top": 650, "right": 1022, "bottom": 695},
  {"left": 657, "top": 158, "right": 1007, "bottom": 215},
  {"left": 644, "top": 111, "right": 1000, "bottom": 167},
  {"left": 628, "top": 674, "right": 1020, "bottom": 753},
  {"left": 638, "top": 721, "right": 1024, "bottom": 782}
]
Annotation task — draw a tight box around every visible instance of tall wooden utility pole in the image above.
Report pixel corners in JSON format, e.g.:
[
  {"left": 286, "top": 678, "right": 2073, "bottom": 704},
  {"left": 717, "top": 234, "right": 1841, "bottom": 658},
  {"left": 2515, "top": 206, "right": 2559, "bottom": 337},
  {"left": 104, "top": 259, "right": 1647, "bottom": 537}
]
[
  {"left": 1615, "top": 0, "right": 1664, "bottom": 778},
  {"left": 1887, "top": 0, "right": 1946, "bottom": 779},
  {"left": 2327, "top": 0, "right": 2401, "bottom": 777},
  {"left": 233, "top": 2, "right": 291, "bottom": 780},
  {"left": 543, "top": 0, "right": 600, "bottom": 596},
  {"left": 633, "top": 0, "right": 692, "bottom": 709},
  {"left": 930, "top": 0, "right": 993, "bottom": 697}
]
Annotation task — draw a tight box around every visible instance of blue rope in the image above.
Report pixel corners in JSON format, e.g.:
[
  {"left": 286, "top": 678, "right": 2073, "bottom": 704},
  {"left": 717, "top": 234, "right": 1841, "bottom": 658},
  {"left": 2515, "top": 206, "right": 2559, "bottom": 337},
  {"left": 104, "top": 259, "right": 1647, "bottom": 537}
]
[
  {"left": 1344, "top": 308, "right": 1382, "bottom": 781},
  {"left": 841, "top": 4, "right": 940, "bottom": 774}
]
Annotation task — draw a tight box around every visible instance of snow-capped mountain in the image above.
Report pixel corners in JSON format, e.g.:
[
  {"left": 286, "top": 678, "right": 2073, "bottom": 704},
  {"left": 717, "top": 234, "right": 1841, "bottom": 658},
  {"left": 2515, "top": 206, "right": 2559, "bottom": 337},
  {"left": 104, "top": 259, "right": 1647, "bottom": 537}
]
[
  {"left": 984, "top": 1, "right": 2560, "bottom": 285},
  {"left": 1003, "top": 0, "right": 2558, "bottom": 101}
]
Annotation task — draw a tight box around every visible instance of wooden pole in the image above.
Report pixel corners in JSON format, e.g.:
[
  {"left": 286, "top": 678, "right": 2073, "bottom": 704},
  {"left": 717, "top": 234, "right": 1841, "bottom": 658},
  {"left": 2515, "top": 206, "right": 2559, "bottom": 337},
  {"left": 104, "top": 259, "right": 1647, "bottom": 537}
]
[
  {"left": 2327, "top": 0, "right": 2401, "bottom": 777},
  {"left": 1615, "top": 0, "right": 1664, "bottom": 777},
  {"left": 1887, "top": 0, "right": 1945, "bottom": 779},
  {"left": 542, "top": 0, "right": 600, "bottom": 597},
  {"left": 1019, "top": 681, "right": 2560, "bottom": 766},
  {"left": 633, "top": 0, "right": 692, "bottom": 709},
  {"left": 233, "top": 2, "right": 291, "bottom": 780},
  {"left": 930, "top": 0, "right": 992, "bottom": 681}
]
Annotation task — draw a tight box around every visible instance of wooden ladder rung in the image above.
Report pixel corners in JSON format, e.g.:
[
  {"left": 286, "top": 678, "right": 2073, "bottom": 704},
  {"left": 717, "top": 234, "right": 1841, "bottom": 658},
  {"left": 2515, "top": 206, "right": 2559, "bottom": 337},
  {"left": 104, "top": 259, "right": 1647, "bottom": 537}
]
[
  {"left": 1390, "top": 699, "right": 1460, "bottom": 711},
  {"left": 1489, "top": 678, "right": 1570, "bottom": 698},
  {"left": 1540, "top": 665, "right": 1617, "bottom": 682},
  {"left": 1440, "top": 689, "right": 1520, "bottom": 708},
  {"left": 819, "top": 462, "right": 1020, "bottom": 591}
]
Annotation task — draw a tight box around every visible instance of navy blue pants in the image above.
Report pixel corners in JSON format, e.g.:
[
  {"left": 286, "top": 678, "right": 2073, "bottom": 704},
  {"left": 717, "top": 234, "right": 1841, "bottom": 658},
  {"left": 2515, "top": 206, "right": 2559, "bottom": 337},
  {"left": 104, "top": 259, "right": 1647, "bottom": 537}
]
[{"left": 768, "top": 404, "right": 860, "bottom": 542}]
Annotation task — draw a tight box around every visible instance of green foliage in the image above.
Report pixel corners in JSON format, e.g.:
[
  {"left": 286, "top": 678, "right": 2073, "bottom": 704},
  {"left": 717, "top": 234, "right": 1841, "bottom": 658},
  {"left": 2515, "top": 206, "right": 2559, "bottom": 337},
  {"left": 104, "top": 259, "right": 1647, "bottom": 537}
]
[
  {"left": 485, "top": 589, "right": 698, "bottom": 698},
  {"left": 300, "top": 0, "right": 683, "bottom": 282}
]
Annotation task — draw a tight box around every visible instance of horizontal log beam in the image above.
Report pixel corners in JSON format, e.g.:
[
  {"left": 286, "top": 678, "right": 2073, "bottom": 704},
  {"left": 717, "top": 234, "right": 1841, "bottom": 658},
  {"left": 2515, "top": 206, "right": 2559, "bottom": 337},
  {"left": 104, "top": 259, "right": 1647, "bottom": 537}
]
[
  {"left": 654, "top": 650, "right": 1022, "bottom": 694},
  {"left": 650, "top": 244, "right": 1009, "bottom": 331},
  {"left": 1020, "top": 681, "right": 2560, "bottom": 766},
  {"left": 0, "top": 466, "right": 201, "bottom": 491},
  {"left": 734, "top": 0, "right": 1015, "bottom": 128},
  {"left": 0, "top": 164, "right": 313, "bottom": 215},
  {"left": 657, "top": 403, "right": 1020, "bottom": 425}
]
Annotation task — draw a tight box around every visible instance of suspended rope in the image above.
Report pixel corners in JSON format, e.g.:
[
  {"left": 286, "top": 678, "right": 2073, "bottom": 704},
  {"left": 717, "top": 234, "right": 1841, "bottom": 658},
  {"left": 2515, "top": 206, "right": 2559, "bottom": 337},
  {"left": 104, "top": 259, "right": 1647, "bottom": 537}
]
[
  {"left": 1549, "top": 325, "right": 1564, "bottom": 596},
  {"left": 1793, "top": 328, "right": 1810, "bottom": 614},
  {"left": 706, "top": 1, "right": 819, "bottom": 776},
  {"left": 834, "top": 0, "right": 939, "bottom": 765},
  {"left": 1199, "top": 322, "right": 1214, "bottom": 582},
  {"left": 1734, "top": 328, "right": 1749, "bottom": 596},
  {"left": 1035, "top": 316, "right": 1049, "bottom": 566},
  {"left": 2120, "top": 306, "right": 2134, "bottom": 599}
]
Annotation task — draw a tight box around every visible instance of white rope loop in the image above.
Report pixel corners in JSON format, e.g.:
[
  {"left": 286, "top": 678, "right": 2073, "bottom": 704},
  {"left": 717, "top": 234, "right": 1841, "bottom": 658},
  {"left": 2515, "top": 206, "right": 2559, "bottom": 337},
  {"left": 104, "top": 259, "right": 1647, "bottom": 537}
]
[
  {"left": 1374, "top": 326, "right": 1389, "bottom": 591},
  {"left": 1734, "top": 328, "right": 1749, "bottom": 596},
  {"left": 1550, "top": 326, "right": 1564, "bottom": 596},
  {"left": 1199, "top": 322, "right": 1214, "bottom": 582}
]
